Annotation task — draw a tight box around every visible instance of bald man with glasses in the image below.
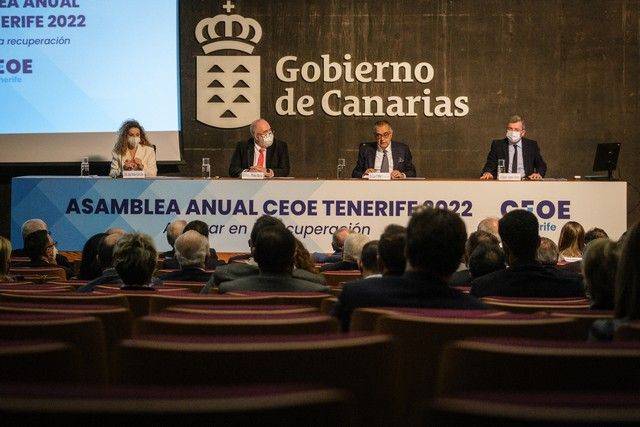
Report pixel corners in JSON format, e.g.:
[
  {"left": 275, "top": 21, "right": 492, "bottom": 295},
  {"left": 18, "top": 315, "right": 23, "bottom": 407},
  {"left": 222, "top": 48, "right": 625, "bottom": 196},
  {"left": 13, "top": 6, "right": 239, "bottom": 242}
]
[{"left": 352, "top": 120, "right": 416, "bottom": 179}]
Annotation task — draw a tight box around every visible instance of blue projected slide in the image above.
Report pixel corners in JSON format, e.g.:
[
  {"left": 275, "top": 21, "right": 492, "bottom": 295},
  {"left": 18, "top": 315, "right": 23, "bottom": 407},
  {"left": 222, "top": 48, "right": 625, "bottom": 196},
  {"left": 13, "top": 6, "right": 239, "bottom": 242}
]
[{"left": 0, "top": 0, "right": 181, "bottom": 162}]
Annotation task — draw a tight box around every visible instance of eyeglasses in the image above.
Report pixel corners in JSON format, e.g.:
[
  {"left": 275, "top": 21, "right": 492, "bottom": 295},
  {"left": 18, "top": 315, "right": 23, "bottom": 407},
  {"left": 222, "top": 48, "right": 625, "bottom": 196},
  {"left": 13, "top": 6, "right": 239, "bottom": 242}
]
[{"left": 373, "top": 132, "right": 392, "bottom": 139}]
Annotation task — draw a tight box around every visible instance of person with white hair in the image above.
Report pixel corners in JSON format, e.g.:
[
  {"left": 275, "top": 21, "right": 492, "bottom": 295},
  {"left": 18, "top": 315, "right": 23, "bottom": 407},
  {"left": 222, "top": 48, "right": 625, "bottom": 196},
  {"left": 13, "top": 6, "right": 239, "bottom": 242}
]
[
  {"left": 320, "top": 233, "right": 370, "bottom": 271},
  {"left": 159, "top": 230, "right": 212, "bottom": 282},
  {"left": 228, "top": 118, "right": 290, "bottom": 177}
]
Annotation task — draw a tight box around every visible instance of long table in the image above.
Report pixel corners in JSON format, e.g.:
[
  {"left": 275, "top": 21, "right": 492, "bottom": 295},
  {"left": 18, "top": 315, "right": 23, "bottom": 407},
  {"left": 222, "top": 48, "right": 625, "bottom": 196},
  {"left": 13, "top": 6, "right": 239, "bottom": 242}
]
[{"left": 11, "top": 176, "right": 627, "bottom": 252}]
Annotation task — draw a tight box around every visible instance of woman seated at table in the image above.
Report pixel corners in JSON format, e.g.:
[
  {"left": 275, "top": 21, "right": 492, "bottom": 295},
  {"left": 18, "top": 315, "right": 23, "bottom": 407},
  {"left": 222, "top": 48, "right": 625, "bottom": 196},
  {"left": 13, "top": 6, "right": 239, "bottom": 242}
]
[{"left": 109, "top": 119, "right": 157, "bottom": 178}]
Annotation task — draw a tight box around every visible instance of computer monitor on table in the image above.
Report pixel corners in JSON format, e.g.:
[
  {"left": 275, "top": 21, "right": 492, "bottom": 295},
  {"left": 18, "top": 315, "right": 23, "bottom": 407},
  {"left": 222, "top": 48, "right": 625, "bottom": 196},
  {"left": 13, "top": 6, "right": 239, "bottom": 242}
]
[{"left": 586, "top": 143, "right": 621, "bottom": 180}]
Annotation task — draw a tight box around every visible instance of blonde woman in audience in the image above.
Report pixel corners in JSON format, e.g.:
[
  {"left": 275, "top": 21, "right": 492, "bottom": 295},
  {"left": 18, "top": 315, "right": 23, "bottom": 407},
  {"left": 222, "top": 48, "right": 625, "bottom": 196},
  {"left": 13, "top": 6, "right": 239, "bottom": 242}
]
[
  {"left": 557, "top": 221, "right": 585, "bottom": 261},
  {"left": 0, "top": 236, "right": 14, "bottom": 282}
]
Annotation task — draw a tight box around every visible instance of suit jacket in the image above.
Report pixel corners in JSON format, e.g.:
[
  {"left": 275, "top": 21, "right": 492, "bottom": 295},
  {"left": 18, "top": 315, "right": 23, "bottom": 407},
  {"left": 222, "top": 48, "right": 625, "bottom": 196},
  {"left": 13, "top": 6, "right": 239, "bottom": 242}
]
[
  {"left": 202, "top": 262, "right": 326, "bottom": 294},
  {"left": 158, "top": 267, "right": 212, "bottom": 283},
  {"left": 319, "top": 260, "right": 359, "bottom": 272},
  {"left": 481, "top": 138, "right": 547, "bottom": 177},
  {"left": 218, "top": 273, "right": 330, "bottom": 294},
  {"left": 470, "top": 260, "right": 584, "bottom": 298},
  {"left": 351, "top": 142, "right": 417, "bottom": 178},
  {"left": 162, "top": 248, "right": 224, "bottom": 270},
  {"left": 228, "top": 138, "right": 290, "bottom": 177},
  {"left": 333, "top": 270, "right": 486, "bottom": 331},
  {"left": 109, "top": 144, "right": 157, "bottom": 178},
  {"left": 76, "top": 267, "right": 122, "bottom": 292}
]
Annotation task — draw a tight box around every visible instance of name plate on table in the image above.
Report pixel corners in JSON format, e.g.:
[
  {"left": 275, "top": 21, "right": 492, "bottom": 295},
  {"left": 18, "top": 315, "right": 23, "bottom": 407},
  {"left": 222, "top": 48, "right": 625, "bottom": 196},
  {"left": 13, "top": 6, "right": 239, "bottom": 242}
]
[
  {"left": 122, "top": 170, "right": 145, "bottom": 179},
  {"left": 497, "top": 173, "right": 522, "bottom": 181},
  {"left": 367, "top": 172, "right": 391, "bottom": 180},
  {"left": 241, "top": 171, "right": 265, "bottom": 180}
]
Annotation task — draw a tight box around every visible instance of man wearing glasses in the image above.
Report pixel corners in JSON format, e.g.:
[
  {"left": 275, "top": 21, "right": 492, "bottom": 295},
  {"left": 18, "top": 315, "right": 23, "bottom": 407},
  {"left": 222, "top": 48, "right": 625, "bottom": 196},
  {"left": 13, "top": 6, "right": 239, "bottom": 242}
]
[
  {"left": 351, "top": 120, "right": 416, "bottom": 179},
  {"left": 229, "top": 118, "right": 291, "bottom": 178}
]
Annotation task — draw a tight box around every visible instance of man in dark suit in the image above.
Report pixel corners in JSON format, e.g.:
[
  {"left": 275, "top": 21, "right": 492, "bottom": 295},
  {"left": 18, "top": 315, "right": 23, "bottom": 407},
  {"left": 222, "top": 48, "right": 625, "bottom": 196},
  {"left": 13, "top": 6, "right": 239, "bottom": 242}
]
[
  {"left": 77, "top": 233, "right": 123, "bottom": 292},
  {"left": 162, "top": 220, "right": 224, "bottom": 270},
  {"left": 219, "top": 225, "right": 329, "bottom": 293},
  {"left": 11, "top": 218, "right": 73, "bottom": 271},
  {"left": 228, "top": 118, "right": 290, "bottom": 177},
  {"left": 480, "top": 115, "right": 547, "bottom": 180},
  {"left": 333, "top": 207, "right": 486, "bottom": 331},
  {"left": 158, "top": 230, "right": 212, "bottom": 282},
  {"left": 352, "top": 120, "right": 416, "bottom": 179},
  {"left": 470, "top": 209, "right": 584, "bottom": 298}
]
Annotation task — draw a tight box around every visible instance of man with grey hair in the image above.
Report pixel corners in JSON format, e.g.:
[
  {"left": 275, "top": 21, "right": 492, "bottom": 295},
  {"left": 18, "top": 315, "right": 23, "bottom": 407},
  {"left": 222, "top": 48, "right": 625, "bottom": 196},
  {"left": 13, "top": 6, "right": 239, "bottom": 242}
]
[
  {"left": 537, "top": 237, "right": 560, "bottom": 267},
  {"left": 320, "top": 233, "right": 370, "bottom": 271},
  {"left": 113, "top": 232, "right": 158, "bottom": 289},
  {"left": 159, "top": 230, "right": 212, "bottom": 282},
  {"left": 228, "top": 118, "right": 290, "bottom": 177},
  {"left": 312, "top": 226, "right": 351, "bottom": 263},
  {"left": 11, "top": 218, "right": 72, "bottom": 270},
  {"left": 477, "top": 217, "right": 500, "bottom": 242},
  {"left": 480, "top": 115, "right": 547, "bottom": 180},
  {"left": 160, "top": 219, "right": 187, "bottom": 258}
]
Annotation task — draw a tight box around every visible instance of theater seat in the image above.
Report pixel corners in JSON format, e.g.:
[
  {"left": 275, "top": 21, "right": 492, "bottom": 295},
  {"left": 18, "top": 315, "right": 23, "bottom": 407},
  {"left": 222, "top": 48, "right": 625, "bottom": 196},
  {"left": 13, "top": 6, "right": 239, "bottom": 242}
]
[{"left": 0, "top": 339, "right": 81, "bottom": 383}]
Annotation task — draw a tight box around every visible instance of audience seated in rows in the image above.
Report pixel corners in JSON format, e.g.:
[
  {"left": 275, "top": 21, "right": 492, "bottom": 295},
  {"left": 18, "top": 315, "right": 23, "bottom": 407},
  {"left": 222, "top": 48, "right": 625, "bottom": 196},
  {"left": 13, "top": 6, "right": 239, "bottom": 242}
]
[
  {"left": 312, "top": 226, "right": 350, "bottom": 264},
  {"left": 114, "top": 232, "right": 158, "bottom": 291},
  {"left": 319, "top": 233, "right": 369, "bottom": 272},
  {"left": 590, "top": 220, "right": 640, "bottom": 340},
  {"left": 468, "top": 241, "right": 505, "bottom": 279},
  {"left": 160, "top": 219, "right": 187, "bottom": 258},
  {"left": 11, "top": 218, "right": 73, "bottom": 271},
  {"left": 377, "top": 224, "right": 406, "bottom": 276},
  {"left": 162, "top": 220, "right": 224, "bottom": 270},
  {"left": 76, "top": 232, "right": 107, "bottom": 280},
  {"left": 77, "top": 233, "right": 124, "bottom": 292},
  {"left": 0, "top": 236, "right": 13, "bottom": 282},
  {"left": 470, "top": 209, "right": 585, "bottom": 298},
  {"left": 218, "top": 225, "right": 330, "bottom": 293},
  {"left": 450, "top": 230, "right": 500, "bottom": 286},
  {"left": 333, "top": 206, "right": 486, "bottom": 331},
  {"left": 583, "top": 238, "right": 620, "bottom": 310},
  {"left": 558, "top": 220, "right": 585, "bottom": 261},
  {"left": 158, "top": 230, "right": 212, "bottom": 282},
  {"left": 203, "top": 215, "right": 326, "bottom": 293},
  {"left": 12, "top": 229, "right": 73, "bottom": 279},
  {"left": 359, "top": 240, "right": 380, "bottom": 279}
]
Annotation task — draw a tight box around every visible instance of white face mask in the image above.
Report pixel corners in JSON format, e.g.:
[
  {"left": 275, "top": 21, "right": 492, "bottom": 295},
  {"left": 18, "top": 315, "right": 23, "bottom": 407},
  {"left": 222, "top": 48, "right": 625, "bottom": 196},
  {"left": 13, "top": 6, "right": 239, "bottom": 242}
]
[
  {"left": 261, "top": 132, "right": 274, "bottom": 148},
  {"left": 127, "top": 136, "right": 141, "bottom": 148},
  {"left": 506, "top": 130, "right": 521, "bottom": 144}
]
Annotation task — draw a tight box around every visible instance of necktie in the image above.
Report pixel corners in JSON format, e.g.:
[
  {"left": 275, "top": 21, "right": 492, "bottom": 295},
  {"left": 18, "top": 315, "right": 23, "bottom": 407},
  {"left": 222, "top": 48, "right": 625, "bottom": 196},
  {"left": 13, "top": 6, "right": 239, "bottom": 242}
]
[
  {"left": 511, "top": 145, "right": 518, "bottom": 174},
  {"left": 257, "top": 148, "right": 265, "bottom": 168},
  {"left": 380, "top": 150, "right": 389, "bottom": 173}
]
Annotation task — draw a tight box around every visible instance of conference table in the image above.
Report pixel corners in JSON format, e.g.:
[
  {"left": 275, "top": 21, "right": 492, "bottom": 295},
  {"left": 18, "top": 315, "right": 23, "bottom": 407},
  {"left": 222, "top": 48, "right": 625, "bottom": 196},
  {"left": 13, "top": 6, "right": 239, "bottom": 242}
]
[{"left": 11, "top": 176, "right": 627, "bottom": 252}]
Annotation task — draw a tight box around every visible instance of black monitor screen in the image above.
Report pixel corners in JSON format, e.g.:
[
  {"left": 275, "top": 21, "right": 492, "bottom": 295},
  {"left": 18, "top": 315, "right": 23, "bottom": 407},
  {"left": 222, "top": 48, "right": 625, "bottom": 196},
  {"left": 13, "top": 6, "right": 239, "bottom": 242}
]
[{"left": 593, "top": 143, "right": 621, "bottom": 172}]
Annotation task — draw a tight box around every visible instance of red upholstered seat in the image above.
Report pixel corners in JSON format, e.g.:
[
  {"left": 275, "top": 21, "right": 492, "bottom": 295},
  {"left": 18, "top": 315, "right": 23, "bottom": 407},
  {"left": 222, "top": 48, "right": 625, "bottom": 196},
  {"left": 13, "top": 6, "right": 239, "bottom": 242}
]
[
  {"left": 436, "top": 338, "right": 640, "bottom": 397},
  {"left": 116, "top": 333, "right": 393, "bottom": 425},
  {"left": 148, "top": 293, "right": 278, "bottom": 314},
  {"left": 321, "top": 271, "right": 361, "bottom": 287},
  {"left": 0, "top": 339, "right": 82, "bottom": 383},
  {"left": 227, "top": 291, "right": 332, "bottom": 308},
  {"left": 480, "top": 296, "right": 591, "bottom": 312},
  {"left": 0, "top": 383, "right": 353, "bottom": 425},
  {"left": 165, "top": 304, "right": 317, "bottom": 315},
  {"left": 614, "top": 320, "right": 640, "bottom": 340},
  {"left": 0, "top": 292, "right": 130, "bottom": 310},
  {"left": 9, "top": 267, "right": 68, "bottom": 282}
]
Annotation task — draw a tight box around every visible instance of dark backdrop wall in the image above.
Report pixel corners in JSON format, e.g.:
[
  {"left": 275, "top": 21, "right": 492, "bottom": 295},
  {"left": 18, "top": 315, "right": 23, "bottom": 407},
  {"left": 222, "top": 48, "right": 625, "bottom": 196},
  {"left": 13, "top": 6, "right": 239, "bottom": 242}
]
[{"left": 2, "top": 0, "right": 639, "bottom": 237}]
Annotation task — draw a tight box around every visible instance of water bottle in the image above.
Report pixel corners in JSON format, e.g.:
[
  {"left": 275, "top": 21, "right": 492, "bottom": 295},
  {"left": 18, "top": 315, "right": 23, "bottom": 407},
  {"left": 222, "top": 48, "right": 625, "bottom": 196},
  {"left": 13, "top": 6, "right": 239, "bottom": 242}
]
[
  {"left": 202, "top": 157, "right": 211, "bottom": 179},
  {"left": 80, "top": 157, "right": 90, "bottom": 176},
  {"left": 336, "top": 158, "right": 346, "bottom": 179},
  {"left": 497, "top": 159, "right": 505, "bottom": 175}
]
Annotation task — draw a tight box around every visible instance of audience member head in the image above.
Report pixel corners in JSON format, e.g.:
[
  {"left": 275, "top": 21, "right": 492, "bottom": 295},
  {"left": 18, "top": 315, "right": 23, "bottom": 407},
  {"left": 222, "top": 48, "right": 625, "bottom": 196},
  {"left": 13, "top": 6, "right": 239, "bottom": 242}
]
[
  {"left": 537, "top": 237, "right": 560, "bottom": 266},
  {"left": 584, "top": 227, "right": 608, "bottom": 248},
  {"left": 477, "top": 217, "right": 500, "bottom": 241},
  {"left": 331, "top": 227, "right": 351, "bottom": 252},
  {"left": 468, "top": 242, "right": 505, "bottom": 278},
  {"left": 558, "top": 221, "right": 585, "bottom": 258},
  {"left": 249, "top": 215, "right": 285, "bottom": 249},
  {"left": 113, "top": 232, "right": 157, "bottom": 287},
  {"left": 0, "top": 236, "right": 12, "bottom": 281},
  {"left": 174, "top": 230, "right": 209, "bottom": 269},
  {"left": 184, "top": 220, "right": 210, "bottom": 238},
  {"left": 406, "top": 206, "right": 467, "bottom": 279},
  {"left": 254, "top": 225, "right": 296, "bottom": 274},
  {"left": 614, "top": 222, "right": 640, "bottom": 320},
  {"left": 21, "top": 218, "right": 47, "bottom": 240},
  {"left": 77, "top": 232, "right": 107, "bottom": 280},
  {"left": 582, "top": 238, "right": 620, "bottom": 310},
  {"left": 378, "top": 225, "right": 406, "bottom": 276},
  {"left": 342, "top": 233, "right": 370, "bottom": 263},
  {"left": 24, "top": 230, "right": 55, "bottom": 263},
  {"left": 104, "top": 227, "right": 127, "bottom": 236},
  {"left": 464, "top": 230, "right": 500, "bottom": 265},
  {"left": 97, "top": 233, "right": 122, "bottom": 270},
  {"left": 359, "top": 240, "right": 380, "bottom": 278},
  {"left": 294, "top": 238, "right": 318, "bottom": 273},
  {"left": 166, "top": 220, "right": 187, "bottom": 249},
  {"left": 114, "top": 119, "right": 151, "bottom": 155},
  {"left": 498, "top": 209, "right": 539, "bottom": 263}
]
